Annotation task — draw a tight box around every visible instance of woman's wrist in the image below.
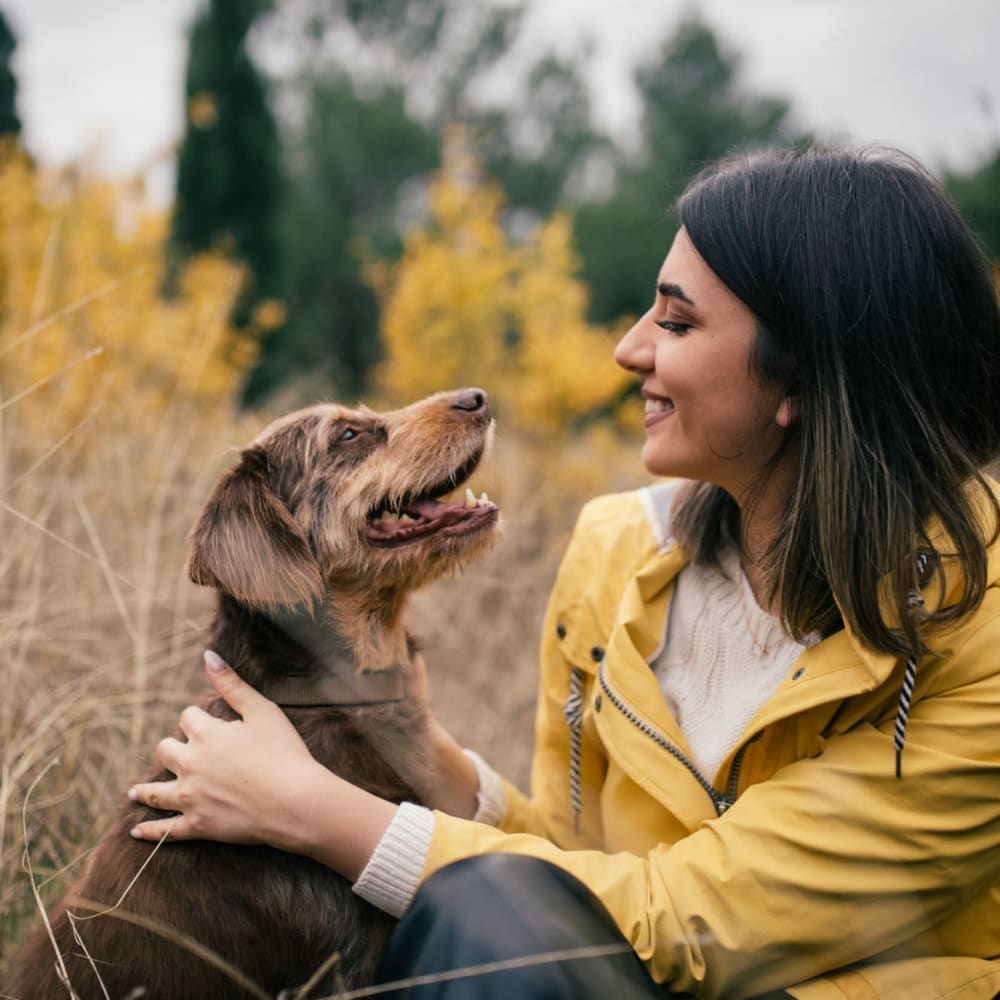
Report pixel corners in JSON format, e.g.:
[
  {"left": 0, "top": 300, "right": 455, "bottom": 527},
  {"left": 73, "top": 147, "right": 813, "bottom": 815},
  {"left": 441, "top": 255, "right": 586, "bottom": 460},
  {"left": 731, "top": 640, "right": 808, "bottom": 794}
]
[{"left": 281, "top": 761, "right": 399, "bottom": 881}]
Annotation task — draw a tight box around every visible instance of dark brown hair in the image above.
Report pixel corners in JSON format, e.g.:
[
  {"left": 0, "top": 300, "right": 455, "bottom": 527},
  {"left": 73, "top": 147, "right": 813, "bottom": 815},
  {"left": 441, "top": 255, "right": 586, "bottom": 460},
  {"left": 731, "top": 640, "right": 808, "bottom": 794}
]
[{"left": 672, "top": 146, "right": 1000, "bottom": 657}]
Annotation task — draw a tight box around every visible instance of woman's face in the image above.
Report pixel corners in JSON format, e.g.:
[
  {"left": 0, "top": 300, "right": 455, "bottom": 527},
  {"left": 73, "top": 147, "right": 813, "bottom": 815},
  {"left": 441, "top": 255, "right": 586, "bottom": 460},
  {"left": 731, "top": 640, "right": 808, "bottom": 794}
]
[{"left": 614, "top": 228, "right": 796, "bottom": 500}]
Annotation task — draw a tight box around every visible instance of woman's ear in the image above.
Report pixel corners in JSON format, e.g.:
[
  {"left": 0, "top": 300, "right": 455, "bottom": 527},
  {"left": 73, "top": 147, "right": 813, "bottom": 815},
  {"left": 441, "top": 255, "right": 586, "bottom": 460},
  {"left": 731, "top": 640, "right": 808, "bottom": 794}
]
[{"left": 776, "top": 395, "right": 801, "bottom": 429}]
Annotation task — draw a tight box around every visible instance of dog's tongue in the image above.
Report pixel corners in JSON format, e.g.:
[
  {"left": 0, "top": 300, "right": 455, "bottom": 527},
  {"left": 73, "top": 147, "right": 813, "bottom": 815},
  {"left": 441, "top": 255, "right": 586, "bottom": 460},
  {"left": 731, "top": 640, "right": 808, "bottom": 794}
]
[
  {"left": 368, "top": 490, "right": 497, "bottom": 545},
  {"left": 403, "top": 497, "right": 480, "bottom": 527},
  {"left": 406, "top": 497, "right": 452, "bottom": 518},
  {"left": 406, "top": 489, "right": 494, "bottom": 520}
]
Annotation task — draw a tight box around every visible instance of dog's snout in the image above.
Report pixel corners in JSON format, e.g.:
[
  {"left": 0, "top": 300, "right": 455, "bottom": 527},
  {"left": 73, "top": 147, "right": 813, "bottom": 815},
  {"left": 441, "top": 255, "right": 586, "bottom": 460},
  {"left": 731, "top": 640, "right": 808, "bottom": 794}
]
[{"left": 451, "top": 388, "right": 489, "bottom": 415}]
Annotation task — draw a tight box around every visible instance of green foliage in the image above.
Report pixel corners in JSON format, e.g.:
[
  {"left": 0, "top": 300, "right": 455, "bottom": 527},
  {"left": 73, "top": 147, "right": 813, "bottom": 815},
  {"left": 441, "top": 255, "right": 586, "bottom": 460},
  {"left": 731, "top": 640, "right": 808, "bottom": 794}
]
[
  {"left": 169, "top": 0, "right": 283, "bottom": 319},
  {"left": 574, "top": 14, "right": 804, "bottom": 324},
  {"left": 468, "top": 49, "right": 611, "bottom": 220},
  {"left": 947, "top": 147, "right": 1000, "bottom": 260},
  {"left": 244, "top": 75, "right": 439, "bottom": 403},
  {"left": 244, "top": 0, "right": 610, "bottom": 402},
  {"left": 226, "top": 6, "right": 812, "bottom": 402},
  {"left": 0, "top": 8, "right": 21, "bottom": 137}
]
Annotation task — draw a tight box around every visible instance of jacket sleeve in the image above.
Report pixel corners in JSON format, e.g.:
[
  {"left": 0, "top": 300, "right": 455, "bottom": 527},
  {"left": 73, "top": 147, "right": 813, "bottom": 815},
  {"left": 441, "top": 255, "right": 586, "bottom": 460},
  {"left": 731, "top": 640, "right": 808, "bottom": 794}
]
[{"left": 423, "top": 608, "right": 1000, "bottom": 999}]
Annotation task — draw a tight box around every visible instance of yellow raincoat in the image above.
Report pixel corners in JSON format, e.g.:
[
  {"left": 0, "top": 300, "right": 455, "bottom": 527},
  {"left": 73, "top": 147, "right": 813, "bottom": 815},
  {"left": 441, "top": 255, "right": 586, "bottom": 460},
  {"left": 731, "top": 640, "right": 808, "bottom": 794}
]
[{"left": 422, "top": 483, "right": 1000, "bottom": 998}]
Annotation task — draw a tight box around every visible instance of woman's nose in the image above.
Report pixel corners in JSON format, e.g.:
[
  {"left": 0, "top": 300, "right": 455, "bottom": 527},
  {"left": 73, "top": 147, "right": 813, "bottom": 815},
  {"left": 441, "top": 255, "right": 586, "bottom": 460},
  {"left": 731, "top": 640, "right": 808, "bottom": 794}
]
[{"left": 613, "top": 315, "right": 654, "bottom": 373}]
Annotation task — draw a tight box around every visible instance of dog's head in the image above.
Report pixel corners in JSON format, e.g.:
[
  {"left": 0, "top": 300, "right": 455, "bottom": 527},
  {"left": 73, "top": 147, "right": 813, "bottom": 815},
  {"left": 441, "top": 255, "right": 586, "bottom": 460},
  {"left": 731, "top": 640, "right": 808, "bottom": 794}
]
[{"left": 187, "top": 388, "right": 500, "bottom": 612}]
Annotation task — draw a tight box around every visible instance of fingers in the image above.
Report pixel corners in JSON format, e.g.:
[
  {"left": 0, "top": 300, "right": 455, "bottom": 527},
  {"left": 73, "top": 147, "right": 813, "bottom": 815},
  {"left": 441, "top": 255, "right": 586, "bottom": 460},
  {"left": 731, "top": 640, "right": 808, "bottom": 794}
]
[
  {"left": 203, "top": 649, "right": 272, "bottom": 719},
  {"left": 128, "top": 776, "right": 180, "bottom": 814},
  {"left": 129, "top": 815, "right": 181, "bottom": 841},
  {"left": 177, "top": 705, "right": 211, "bottom": 740},
  {"left": 129, "top": 811, "right": 206, "bottom": 842},
  {"left": 154, "top": 734, "right": 189, "bottom": 774}
]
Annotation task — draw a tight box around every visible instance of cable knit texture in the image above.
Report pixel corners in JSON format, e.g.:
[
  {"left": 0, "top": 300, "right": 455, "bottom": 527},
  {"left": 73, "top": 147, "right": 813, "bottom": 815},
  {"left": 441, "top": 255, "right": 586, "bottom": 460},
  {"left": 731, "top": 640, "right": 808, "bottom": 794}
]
[
  {"left": 352, "top": 754, "right": 507, "bottom": 915},
  {"left": 352, "top": 801, "right": 434, "bottom": 917},
  {"left": 654, "top": 545, "right": 812, "bottom": 781},
  {"left": 462, "top": 748, "right": 507, "bottom": 826}
]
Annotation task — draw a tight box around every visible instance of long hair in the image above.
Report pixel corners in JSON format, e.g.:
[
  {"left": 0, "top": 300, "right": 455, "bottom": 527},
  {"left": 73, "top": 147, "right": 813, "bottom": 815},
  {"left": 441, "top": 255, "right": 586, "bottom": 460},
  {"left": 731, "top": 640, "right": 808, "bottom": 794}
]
[{"left": 672, "top": 146, "right": 1000, "bottom": 657}]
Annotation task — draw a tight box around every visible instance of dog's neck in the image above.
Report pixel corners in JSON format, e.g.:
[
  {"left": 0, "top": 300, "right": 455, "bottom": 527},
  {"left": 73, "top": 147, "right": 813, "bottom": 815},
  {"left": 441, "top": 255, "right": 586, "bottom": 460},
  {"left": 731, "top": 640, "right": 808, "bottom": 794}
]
[{"left": 210, "top": 591, "right": 410, "bottom": 708}]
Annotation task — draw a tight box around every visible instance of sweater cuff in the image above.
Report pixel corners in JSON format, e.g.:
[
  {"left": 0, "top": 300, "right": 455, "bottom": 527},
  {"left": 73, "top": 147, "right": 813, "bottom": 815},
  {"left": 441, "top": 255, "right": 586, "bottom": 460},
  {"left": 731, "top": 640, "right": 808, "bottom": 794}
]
[
  {"left": 463, "top": 748, "right": 507, "bottom": 826},
  {"left": 351, "top": 802, "right": 434, "bottom": 918}
]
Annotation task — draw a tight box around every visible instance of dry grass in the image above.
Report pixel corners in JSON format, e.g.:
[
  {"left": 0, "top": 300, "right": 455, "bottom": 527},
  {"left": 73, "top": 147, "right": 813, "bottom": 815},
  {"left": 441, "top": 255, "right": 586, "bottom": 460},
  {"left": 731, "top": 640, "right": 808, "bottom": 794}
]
[
  {"left": 0, "top": 393, "right": 251, "bottom": 965},
  {"left": 0, "top": 368, "right": 646, "bottom": 980}
]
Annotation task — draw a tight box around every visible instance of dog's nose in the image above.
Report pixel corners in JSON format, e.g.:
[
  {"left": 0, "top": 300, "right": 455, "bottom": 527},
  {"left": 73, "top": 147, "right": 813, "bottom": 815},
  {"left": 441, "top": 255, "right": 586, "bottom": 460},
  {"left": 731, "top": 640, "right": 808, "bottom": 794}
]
[{"left": 451, "top": 388, "right": 489, "bottom": 414}]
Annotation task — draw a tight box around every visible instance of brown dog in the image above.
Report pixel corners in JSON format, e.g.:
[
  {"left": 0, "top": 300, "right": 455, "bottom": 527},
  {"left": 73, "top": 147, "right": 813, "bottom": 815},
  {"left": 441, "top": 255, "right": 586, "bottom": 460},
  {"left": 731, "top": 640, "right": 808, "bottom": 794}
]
[{"left": 7, "top": 388, "right": 500, "bottom": 999}]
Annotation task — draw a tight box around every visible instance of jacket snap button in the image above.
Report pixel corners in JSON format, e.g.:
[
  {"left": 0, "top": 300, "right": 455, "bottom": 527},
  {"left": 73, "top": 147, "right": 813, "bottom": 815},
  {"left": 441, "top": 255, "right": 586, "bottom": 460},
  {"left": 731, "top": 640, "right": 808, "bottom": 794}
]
[
  {"left": 594, "top": 694, "right": 602, "bottom": 713},
  {"left": 792, "top": 667, "right": 805, "bottom": 680},
  {"left": 556, "top": 623, "right": 567, "bottom": 639},
  {"left": 590, "top": 646, "right": 604, "bottom": 662}
]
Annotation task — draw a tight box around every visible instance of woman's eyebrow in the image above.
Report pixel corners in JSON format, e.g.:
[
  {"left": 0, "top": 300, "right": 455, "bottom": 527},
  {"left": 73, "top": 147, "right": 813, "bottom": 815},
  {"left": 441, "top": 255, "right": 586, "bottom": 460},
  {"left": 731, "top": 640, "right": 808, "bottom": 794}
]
[{"left": 658, "top": 281, "right": 695, "bottom": 306}]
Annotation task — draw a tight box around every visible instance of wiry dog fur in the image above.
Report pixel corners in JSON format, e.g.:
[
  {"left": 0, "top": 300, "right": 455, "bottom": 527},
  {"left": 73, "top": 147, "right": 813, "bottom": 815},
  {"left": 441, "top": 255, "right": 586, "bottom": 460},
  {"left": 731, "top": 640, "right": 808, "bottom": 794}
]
[{"left": 7, "top": 388, "right": 500, "bottom": 999}]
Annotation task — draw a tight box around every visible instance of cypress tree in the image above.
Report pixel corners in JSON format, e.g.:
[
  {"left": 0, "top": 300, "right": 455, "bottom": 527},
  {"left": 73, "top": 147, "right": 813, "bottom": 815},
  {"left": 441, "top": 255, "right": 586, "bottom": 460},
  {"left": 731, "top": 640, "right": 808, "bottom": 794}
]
[
  {"left": 168, "top": 0, "right": 282, "bottom": 320},
  {"left": 0, "top": 9, "right": 22, "bottom": 138}
]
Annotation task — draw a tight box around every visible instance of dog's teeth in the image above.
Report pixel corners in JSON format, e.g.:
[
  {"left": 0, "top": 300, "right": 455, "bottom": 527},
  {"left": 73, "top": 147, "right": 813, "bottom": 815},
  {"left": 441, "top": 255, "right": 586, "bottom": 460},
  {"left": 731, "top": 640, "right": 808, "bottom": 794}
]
[
  {"left": 464, "top": 487, "right": 477, "bottom": 508},
  {"left": 376, "top": 511, "right": 401, "bottom": 525},
  {"left": 399, "top": 512, "right": 416, "bottom": 522},
  {"left": 477, "top": 491, "right": 490, "bottom": 507}
]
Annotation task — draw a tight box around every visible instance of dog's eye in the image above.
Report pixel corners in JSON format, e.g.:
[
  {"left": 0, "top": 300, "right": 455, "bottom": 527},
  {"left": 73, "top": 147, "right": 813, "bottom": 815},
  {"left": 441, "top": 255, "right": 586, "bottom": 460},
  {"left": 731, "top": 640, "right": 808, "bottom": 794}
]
[{"left": 339, "top": 427, "right": 359, "bottom": 442}]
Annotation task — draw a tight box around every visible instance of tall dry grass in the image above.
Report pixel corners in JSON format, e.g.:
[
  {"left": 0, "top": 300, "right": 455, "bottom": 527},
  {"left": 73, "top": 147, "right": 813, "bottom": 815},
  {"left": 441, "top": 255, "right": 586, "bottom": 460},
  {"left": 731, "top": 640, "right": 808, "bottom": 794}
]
[{"left": 0, "top": 147, "right": 649, "bottom": 988}]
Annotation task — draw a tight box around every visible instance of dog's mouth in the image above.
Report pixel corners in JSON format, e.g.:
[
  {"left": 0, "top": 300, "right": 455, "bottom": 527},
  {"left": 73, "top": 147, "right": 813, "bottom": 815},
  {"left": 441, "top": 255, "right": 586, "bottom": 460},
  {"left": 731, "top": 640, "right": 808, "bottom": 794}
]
[{"left": 365, "top": 449, "right": 499, "bottom": 547}]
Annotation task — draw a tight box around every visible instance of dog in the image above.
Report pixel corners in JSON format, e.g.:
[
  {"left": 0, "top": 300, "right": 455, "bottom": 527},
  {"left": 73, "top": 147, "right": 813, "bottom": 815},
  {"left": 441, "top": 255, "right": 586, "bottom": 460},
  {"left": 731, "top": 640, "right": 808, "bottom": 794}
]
[{"left": 6, "top": 387, "right": 500, "bottom": 999}]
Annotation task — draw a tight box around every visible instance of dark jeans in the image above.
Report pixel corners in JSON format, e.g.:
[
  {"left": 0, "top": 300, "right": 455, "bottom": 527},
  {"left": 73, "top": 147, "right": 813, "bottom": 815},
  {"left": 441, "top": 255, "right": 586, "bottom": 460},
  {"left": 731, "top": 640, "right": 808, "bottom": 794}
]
[{"left": 376, "top": 854, "right": 793, "bottom": 999}]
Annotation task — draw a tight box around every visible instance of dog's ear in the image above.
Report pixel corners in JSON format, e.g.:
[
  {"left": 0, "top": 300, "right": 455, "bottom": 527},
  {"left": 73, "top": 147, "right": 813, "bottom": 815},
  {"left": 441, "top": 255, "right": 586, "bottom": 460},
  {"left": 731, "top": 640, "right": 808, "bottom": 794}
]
[{"left": 187, "top": 447, "right": 324, "bottom": 611}]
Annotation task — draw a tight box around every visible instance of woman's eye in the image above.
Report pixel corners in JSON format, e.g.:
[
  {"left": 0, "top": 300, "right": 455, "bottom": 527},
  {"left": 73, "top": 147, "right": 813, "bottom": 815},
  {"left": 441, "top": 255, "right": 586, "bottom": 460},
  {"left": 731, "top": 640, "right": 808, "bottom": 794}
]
[
  {"left": 340, "top": 427, "right": 359, "bottom": 441},
  {"left": 655, "top": 319, "right": 691, "bottom": 334}
]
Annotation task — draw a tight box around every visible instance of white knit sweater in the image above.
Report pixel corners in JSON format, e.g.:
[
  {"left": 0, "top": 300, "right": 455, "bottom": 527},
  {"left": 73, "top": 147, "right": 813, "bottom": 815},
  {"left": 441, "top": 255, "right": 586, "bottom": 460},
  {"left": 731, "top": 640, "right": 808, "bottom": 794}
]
[{"left": 654, "top": 545, "right": 811, "bottom": 780}]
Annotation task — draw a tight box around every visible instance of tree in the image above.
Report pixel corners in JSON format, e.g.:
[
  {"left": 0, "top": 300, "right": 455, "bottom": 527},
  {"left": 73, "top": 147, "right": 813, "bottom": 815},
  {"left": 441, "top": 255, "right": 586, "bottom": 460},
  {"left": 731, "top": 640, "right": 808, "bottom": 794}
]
[
  {"left": 947, "top": 146, "right": 1000, "bottom": 261},
  {"left": 468, "top": 48, "right": 612, "bottom": 222},
  {"left": 376, "top": 137, "right": 631, "bottom": 436},
  {"left": 574, "top": 15, "right": 804, "bottom": 324},
  {"left": 268, "top": 0, "right": 525, "bottom": 127},
  {"left": 168, "top": 0, "right": 283, "bottom": 327},
  {"left": 0, "top": 9, "right": 20, "bottom": 138},
  {"left": 243, "top": 75, "right": 439, "bottom": 403},
  {"left": 240, "top": 0, "right": 609, "bottom": 404}
]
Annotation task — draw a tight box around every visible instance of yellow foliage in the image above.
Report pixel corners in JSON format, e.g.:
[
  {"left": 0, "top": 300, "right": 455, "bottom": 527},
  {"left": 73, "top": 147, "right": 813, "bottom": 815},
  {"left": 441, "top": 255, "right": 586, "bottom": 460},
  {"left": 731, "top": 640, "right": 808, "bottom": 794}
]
[
  {"left": 188, "top": 91, "right": 219, "bottom": 130},
  {"left": 0, "top": 149, "right": 258, "bottom": 439},
  {"left": 374, "top": 138, "right": 633, "bottom": 439}
]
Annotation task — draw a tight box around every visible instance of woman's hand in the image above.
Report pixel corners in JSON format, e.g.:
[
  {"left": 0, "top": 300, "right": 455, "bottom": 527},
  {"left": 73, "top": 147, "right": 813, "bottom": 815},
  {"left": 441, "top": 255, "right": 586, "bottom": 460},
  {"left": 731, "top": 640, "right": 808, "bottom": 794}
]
[{"left": 128, "top": 651, "right": 397, "bottom": 879}]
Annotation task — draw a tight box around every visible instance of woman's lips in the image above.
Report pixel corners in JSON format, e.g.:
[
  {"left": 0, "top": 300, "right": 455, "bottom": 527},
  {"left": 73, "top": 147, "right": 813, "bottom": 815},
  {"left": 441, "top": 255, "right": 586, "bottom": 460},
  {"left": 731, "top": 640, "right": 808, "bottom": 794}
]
[{"left": 643, "top": 394, "right": 675, "bottom": 428}]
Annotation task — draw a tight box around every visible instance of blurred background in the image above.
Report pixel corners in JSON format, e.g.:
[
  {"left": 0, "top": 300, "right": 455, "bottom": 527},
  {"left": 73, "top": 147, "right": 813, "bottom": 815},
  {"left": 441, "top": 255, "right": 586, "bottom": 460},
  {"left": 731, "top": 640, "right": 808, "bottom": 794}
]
[{"left": 1, "top": 0, "right": 999, "bottom": 974}]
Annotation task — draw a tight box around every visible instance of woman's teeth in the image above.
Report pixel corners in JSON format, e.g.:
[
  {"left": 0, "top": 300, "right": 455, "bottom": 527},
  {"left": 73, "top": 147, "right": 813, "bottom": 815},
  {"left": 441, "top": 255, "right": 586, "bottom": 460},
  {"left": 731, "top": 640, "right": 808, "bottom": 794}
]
[{"left": 645, "top": 397, "right": 674, "bottom": 414}]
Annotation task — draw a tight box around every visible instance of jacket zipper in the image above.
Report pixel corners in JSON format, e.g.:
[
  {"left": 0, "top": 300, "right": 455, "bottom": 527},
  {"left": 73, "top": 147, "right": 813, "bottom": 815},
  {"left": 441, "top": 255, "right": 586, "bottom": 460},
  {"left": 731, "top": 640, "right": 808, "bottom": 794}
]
[{"left": 598, "top": 663, "right": 760, "bottom": 817}]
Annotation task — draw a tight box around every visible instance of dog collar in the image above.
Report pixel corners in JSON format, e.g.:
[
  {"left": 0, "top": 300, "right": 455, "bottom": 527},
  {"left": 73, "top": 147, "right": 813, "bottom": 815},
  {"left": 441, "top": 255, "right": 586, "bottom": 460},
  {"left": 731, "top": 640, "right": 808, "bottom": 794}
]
[{"left": 259, "top": 666, "right": 405, "bottom": 708}]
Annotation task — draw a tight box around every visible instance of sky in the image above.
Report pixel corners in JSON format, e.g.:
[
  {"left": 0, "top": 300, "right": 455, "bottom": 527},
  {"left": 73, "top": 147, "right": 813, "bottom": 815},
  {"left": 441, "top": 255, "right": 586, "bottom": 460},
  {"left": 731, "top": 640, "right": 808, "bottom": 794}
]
[{"left": 2, "top": 0, "right": 998, "bottom": 205}]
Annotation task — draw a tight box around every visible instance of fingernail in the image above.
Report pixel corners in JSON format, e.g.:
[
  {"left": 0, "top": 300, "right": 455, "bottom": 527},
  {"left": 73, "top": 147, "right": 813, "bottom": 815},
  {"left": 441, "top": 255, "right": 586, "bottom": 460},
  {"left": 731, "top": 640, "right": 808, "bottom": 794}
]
[
  {"left": 127, "top": 787, "right": 138, "bottom": 801},
  {"left": 129, "top": 827, "right": 144, "bottom": 839},
  {"left": 204, "top": 650, "right": 228, "bottom": 673}
]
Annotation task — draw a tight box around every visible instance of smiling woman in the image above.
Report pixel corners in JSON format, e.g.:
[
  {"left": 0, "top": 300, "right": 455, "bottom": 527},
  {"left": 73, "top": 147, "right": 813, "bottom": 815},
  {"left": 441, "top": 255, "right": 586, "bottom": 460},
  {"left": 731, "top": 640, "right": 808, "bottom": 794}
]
[
  {"left": 614, "top": 228, "right": 797, "bottom": 515},
  {"left": 117, "top": 146, "right": 1000, "bottom": 1000}
]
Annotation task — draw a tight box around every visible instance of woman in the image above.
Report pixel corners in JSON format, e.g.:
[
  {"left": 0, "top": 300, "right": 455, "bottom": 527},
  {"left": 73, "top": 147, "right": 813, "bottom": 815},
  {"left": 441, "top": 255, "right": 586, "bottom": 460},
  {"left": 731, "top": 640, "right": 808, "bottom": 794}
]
[{"left": 130, "top": 147, "right": 1000, "bottom": 998}]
